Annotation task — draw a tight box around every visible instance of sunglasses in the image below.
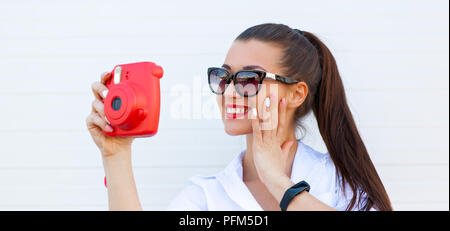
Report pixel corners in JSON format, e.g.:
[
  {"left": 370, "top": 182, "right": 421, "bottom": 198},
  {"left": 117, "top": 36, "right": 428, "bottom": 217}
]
[{"left": 207, "top": 67, "right": 300, "bottom": 97}]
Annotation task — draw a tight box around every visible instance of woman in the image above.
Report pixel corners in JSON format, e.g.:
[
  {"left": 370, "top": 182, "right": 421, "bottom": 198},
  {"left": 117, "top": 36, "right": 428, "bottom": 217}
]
[{"left": 86, "top": 23, "right": 392, "bottom": 211}]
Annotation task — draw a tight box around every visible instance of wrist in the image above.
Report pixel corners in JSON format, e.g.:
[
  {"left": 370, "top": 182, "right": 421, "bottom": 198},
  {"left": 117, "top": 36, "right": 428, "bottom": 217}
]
[
  {"left": 102, "top": 147, "right": 132, "bottom": 164},
  {"left": 264, "top": 175, "right": 294, "bottom": 202},
  {"left": 102, "top": 148, "right": 133, "bottom": 177},
  {"left": 102, "top": 148, "right": 135, "bottom": 189}
]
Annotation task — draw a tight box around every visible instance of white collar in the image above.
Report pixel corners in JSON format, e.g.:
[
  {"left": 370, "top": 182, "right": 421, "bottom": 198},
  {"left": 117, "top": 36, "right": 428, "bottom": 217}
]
[{"left": 215, "top": 139, "right": 310, "bottom": 210}]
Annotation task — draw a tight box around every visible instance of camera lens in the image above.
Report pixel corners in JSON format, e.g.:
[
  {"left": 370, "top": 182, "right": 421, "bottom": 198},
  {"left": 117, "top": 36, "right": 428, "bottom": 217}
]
[{"left": 111, "top": 97, "right": 122, "bottom": 111}]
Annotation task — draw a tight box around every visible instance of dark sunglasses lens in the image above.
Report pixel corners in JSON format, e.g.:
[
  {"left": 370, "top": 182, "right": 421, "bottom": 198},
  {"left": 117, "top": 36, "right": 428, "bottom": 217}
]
[
  {"left": 235, "top": 71, "right": 261, "bottom": 96},
  {"left": 209, "top": 68, "right": 229, "bottom": 94}
]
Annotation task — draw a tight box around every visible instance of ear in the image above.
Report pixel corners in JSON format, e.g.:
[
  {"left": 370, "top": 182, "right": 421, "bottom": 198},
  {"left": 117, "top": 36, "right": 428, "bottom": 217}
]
[{"left": 286, "top": 82, "right": 308, "bottom": 108}]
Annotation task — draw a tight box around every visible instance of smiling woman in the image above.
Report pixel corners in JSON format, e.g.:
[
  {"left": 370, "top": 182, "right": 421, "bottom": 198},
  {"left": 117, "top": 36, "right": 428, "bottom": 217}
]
[
  {"left": 166, "top": 23, "right": 393, "bottom": 211},
  {"left": 86, "top": 23, "right": 392, "bottom": 211}
]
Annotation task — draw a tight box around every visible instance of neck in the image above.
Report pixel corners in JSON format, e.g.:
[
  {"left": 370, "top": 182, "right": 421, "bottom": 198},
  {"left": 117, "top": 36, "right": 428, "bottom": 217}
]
[{"left": 242, "top": 129, "right": 298, "bottom": 182}]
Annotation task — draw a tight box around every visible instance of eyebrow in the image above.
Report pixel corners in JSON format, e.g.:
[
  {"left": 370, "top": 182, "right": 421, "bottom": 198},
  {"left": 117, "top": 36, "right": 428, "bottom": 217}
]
[
  {"left": 221, "top": 64, "right": 267, "bottom": 72},
  {"left": 221, "top": 64, "right": 231, "bottom": 70}
]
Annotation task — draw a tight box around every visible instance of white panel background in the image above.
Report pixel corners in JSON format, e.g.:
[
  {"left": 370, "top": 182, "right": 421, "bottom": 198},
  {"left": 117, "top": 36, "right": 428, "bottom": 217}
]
[{"left": 0, "top": 0, "right": 448, "bottom": 210}]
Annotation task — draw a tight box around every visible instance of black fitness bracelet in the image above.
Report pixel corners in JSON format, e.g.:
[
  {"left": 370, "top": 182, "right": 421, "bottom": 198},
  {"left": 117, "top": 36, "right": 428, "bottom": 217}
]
[{"left": 279, "top": 180, "right": 310, "bottom": 211}]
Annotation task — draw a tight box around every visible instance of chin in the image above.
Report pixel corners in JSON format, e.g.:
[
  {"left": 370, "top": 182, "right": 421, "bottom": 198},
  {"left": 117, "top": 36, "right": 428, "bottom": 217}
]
[{"left": 223, "top": 119, "right": 252, "bottom": 136}]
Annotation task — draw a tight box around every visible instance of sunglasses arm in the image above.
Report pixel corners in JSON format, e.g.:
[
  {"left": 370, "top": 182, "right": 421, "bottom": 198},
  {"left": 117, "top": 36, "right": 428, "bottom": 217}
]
[{"left": 266, "top": 72, "right": 300, "bottom": 84}]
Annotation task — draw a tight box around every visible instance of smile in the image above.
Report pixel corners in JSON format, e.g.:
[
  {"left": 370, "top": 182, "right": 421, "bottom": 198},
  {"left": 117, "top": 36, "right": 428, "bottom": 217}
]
[{"left": 225, "top": 104, "right": 249, "bottom": 119}]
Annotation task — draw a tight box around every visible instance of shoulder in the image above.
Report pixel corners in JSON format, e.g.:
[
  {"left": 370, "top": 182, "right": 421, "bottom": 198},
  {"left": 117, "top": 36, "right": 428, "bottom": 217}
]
[
  {"left": 166, "top": 150, "right": 246, "bottom": 211},
  {"left": 165, "top": 174, "right": 218, "bottom": 211},
  {"left": 316, "top": 153, "right": 373, "bottom": 210},
  {"left": 332, "top": 170, "right": 376, "bottom": 211},
  {"left": 298, "top": 141, "right": 375, "bottom": 211}
]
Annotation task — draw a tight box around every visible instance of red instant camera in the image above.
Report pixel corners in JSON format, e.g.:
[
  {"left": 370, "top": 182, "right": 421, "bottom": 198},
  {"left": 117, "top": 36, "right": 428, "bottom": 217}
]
[{"left": 102, "top": 62, "right": 163, "bottom": 137}]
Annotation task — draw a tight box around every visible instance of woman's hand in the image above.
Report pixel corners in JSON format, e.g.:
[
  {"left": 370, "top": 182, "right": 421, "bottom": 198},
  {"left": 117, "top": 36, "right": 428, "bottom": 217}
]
[
  {"left": 86, "top": 72, "right": 134, "bottom": 158},
  {"left": 86, "top": 72, "right": 142, "bottom": 210},
  {"left": 250, "top": 93, "right": 297, "bottom": 201}
]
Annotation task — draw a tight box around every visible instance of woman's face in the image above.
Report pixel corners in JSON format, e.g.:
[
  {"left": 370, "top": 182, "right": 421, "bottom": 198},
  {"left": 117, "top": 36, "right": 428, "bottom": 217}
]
[{"left": 216, "top": 39, "right": 292, "bottom": 136}]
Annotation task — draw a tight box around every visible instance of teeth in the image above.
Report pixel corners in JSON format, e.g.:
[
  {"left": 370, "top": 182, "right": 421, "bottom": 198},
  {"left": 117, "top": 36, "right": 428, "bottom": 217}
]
[{"left": 226, "top": 107, "right": 248, "bottom": 114}]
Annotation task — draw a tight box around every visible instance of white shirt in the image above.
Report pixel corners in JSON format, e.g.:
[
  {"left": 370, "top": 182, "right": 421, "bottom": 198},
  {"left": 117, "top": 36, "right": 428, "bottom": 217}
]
[{"left": 166, "top": 139, "right": 371, "bottom": 211}]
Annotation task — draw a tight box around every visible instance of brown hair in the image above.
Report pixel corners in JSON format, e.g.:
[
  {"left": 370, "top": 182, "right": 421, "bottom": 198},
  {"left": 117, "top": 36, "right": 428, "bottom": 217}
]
[{"left": 236, "top": 23, "right": 392, "bottom": 211}]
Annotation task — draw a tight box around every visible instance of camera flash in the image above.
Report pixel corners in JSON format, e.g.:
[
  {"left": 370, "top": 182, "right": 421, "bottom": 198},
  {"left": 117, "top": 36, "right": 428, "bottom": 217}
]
[{"left": 114, "top": 66, "right": 122, "bottom": 84}]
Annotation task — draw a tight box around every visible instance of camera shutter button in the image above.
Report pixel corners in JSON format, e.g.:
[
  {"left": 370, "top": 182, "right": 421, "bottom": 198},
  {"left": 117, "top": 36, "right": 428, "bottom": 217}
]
[{"left": 152, "top": 65, "right": 163, "bottom": 79}]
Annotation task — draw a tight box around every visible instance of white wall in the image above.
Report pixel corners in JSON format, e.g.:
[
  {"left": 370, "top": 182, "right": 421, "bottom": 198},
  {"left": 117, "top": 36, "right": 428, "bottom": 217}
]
[{"left": 0, "top": 0, "right": 448, "bottom": 210}]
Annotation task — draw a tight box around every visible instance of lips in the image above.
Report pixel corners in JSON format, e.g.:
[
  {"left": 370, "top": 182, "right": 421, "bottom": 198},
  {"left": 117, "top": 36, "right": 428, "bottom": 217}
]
[{"left": 225, "top": 104, "right": 249, "bottom": 119}]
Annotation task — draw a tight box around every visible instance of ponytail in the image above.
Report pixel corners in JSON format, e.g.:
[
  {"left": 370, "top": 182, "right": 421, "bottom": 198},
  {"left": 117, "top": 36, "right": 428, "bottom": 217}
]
[{"left": 304, "top": 32, "right": 392, "bottom": 211}]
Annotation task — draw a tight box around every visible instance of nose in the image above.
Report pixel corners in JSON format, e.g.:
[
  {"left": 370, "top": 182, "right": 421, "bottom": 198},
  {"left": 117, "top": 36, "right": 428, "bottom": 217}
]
[
  {"left": 222, "top": 81, "right": 247, "bottom": 107},
  {"left": 223, "top": 81, "right": 239, "bottom": 98}
]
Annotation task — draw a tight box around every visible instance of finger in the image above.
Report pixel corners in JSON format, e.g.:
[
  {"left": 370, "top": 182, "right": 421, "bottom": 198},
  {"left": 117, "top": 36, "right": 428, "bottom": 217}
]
[
  {"left": 86, "top": 113, "right": 113, "bottom": 133},
  {"left": 92, "top": 99, "right": 105, "bottom": 118},
  {"left": 86, "top": 114, "right": 103, "bottom": 138},
  {"left": 276, "top": 97, "right": 287, "bottom": 138},
  {"left": 260, "top": 93, "right": 277, "bottom": 138},
  {"left": 269, "top": 92, "right": 279, "bottom": 137},
  {"left": 250, "top": 108, "right": 263, "bottom": 144},
  {"left": 91, "top": 81, "right": 109, "bottom": 100},
  {"left": 101, "top": 71, "right": 112, "bottom": 85},
  {"left": 259, "top": 96, "right": 273, "bottom": 136}
]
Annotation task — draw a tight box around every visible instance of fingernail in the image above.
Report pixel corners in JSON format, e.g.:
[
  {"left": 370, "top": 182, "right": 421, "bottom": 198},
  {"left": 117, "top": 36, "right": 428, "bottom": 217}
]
[
  {"left": 101, "top": 90, "right": 108, "bottom": 98},
  {"left": 105, "top": 124, "right": 113, "bottom": 132},
  {"left": 282, "top": 98, "right": 286, "bottom": 105},
  {"left": 252, "top": 108, "right": 257, "bottom": 117},
  {"left": 105, "top": 116, "right": 110, "bottom": 124},
  {"left": 265, "top": 97, "right": 271, "bottom": 107}
]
